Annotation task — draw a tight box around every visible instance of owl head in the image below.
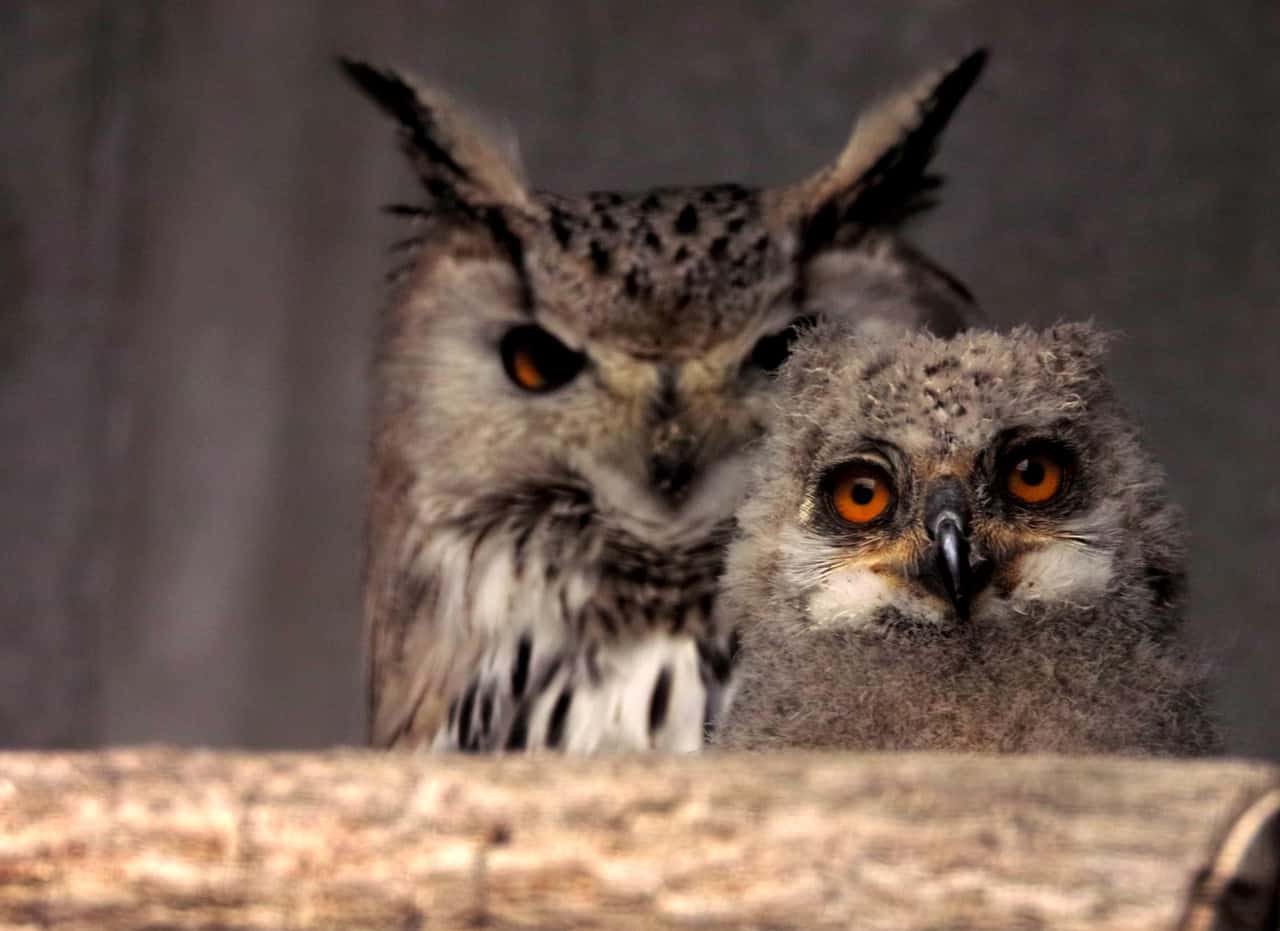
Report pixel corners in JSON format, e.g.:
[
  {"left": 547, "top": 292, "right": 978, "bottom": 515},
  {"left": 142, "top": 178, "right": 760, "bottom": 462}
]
[
  {"left": 716, "top": 321, "right": 1221, "bottom": 754},
  {"left": 729, "top": 321, "right": 1187, "bottom": 637},
  {"left": 344, "top": 52, "right": 985, "bottom": 543}
]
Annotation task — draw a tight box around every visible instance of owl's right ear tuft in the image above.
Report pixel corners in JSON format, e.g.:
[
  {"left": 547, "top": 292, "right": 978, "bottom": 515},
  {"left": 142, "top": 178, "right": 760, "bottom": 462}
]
[
  {"left": 339, "top": 57, "right": 531, "bottom": 213},
  {"left": 1046, "top": 321, "right": 1112, "bottom": 363},
  {"left": 773, "top": 49, "right": 987, "bottom": 257},
  {"left": 1032, "top": 321, "right": 1114, "bottom": 390}
]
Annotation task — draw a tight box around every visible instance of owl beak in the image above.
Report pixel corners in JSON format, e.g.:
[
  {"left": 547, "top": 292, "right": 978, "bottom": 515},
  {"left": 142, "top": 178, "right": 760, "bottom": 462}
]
[
  {"left": 930, "top": 511, "right": 975, "bottom": 621},
  {"left": 649, "top": 447, "right": 697, "bottom": 503},
  {"left": 921, "top": 479, "right": 993, "bottom": 621},
  {"left": 648, "top": 420, "right": 699, "bottom": 507}
]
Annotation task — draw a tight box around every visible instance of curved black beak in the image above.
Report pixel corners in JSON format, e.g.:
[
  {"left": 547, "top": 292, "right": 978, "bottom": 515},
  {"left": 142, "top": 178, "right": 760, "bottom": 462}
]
[
  {"left": 920, "top": 477, "right": 993, "bottom": 622},
  {"left": 931, "top": 510, "right": 975, "bottom": 621}
]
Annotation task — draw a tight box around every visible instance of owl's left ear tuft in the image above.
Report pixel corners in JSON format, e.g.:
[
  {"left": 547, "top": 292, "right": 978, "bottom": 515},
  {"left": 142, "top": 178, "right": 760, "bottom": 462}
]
[
  {"left": 773, "top": 48, "right": 987, "bottom": 256},
  {"left": 1034, "top": 321, "right": 1115, "bottom": 390},
  {"left": 1047, "top": 321, "right": 1112, "bottom": 364},
  {"left": 339, "top": 57, "right": 531, "bottom": 213}
]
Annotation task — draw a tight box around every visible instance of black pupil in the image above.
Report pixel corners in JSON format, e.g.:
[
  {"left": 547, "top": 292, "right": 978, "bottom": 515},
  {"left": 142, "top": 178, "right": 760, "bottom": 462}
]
[
  {"left": 851, "top": 478, "right": 877, "bottom": 505},
  {"left": 750, "top": 316, "right": 816, "bottom": 372},
  {"left": 1017, "top": 459, "right": 1046, "bottom": 486},
  {"left": 501, "top": 325, "right": 585, "bottom": 392}
]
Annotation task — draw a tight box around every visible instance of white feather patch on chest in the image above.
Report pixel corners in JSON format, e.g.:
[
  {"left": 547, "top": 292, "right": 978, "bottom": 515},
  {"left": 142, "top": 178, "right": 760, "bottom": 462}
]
[
  {"left": 418, "top": 516, "right": 732, "bottom": 754},
  {"left": 562, "top": 634, "right": 709, "bottom": 754},
  {"left": 432, "top": 627, "right": 720, "bottom": 755},
  {"left": 419, "top": 528, "right": 592, "bottom": 642}
]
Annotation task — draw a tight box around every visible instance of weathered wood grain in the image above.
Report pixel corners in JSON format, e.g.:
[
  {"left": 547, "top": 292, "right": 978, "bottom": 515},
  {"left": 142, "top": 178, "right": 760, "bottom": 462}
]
[{"left": 0, "top": 749, "right": 1276, "bottom": 930}]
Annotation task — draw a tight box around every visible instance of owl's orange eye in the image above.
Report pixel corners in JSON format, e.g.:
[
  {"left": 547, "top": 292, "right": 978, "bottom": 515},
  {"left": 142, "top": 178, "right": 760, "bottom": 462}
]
[
  {"left": 500, "top": 325, "right": 585, "bottom": 393},
  {"left": 829, "top": 462, "right": 895, "bottom": 525},
  {"left": 510, "top": 347, "right": 546, "bottom": 390},
  {"left": 1004, "top": 449, "right": 1066, "bottom": 505}
]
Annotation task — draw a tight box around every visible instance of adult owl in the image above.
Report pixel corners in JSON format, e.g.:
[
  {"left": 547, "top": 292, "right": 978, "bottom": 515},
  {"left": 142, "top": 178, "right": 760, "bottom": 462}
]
[
  {"left": 716, "top": 321, "right": 1220, "bottom": 754},
  {"left": 343, "top": 51, "right": 987, "bottom": 752}
]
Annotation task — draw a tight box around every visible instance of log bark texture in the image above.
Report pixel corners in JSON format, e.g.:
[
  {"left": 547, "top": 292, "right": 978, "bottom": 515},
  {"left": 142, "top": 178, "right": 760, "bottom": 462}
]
[{"left": 0, "top": 749, "right": 1277, "bottom": 930}]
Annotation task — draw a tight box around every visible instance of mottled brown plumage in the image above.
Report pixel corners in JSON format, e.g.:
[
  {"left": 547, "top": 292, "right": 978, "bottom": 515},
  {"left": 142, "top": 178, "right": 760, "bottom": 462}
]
[{"left": 343, "top": 52, "right": 988, "bottom": 753}]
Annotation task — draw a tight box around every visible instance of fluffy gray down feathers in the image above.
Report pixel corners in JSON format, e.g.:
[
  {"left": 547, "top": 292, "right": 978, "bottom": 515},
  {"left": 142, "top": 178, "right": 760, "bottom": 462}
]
[{"left": 714, "top": 321, "right": 1220, "bottom": 755}]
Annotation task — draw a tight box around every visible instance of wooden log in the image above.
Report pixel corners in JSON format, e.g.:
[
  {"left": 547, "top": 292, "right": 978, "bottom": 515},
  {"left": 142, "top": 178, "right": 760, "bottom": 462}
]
[{"left": 0, "top": 749, "right": 1276, "bottom": 930}]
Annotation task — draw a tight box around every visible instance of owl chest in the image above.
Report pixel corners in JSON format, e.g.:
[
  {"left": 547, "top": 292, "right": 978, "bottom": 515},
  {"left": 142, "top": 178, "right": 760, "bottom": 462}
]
[{"left": 425, "top": 523, "right": 737, "bottom": 753}]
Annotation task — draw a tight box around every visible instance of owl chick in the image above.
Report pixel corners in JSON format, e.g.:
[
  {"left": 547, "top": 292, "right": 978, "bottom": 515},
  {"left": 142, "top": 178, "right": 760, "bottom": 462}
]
[
  {"left": 344, "top": 51, "right": 987, "bottom": 753},
  {"left": 715, "top": 322, "right": 1220, "bottom": 755}
]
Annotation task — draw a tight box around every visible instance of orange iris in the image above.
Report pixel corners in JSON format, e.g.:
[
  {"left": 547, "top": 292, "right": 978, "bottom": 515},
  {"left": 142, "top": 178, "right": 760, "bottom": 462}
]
[
  {"left": 500, "top": 324, "right": 586, "bottom": 393},
  {"left": 1005, "top": 452, "right": 1065, "bottom": 504},
  {"left": 510, "top": 347, "right": 547, "bottom": 391},
  {"left": 830, "top": 463, "right": 894, "bottom": 524}
]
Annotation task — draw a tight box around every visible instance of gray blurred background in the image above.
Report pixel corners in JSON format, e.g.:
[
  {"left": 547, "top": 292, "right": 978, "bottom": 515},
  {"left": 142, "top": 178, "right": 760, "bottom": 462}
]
[{"left": 2, "top": 1, "right": 1277, "bottom": 756}]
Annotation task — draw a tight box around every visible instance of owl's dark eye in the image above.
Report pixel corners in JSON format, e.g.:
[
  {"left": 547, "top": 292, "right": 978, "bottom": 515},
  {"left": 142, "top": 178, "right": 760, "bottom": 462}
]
[
  {"left": 1001, "top": 443, "right": 1070, "bottom": 506},
  {"left": 825, "top": 461, "right": 896, "bottom": 525},
  {"left": 748, "top": 316, "right": 817, "bottom": 373},
  {"left": 500, "top": 325, "right": 585, "bottom": 392}
]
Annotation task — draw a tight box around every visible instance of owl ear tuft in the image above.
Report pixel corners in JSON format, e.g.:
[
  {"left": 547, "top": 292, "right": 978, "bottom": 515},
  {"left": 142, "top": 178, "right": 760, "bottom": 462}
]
[
  {"left": 1046, "top": 322, "right": 1113, "bottom": 364},
  {"left": 774, "top": 49, "right": 987, "bottom": 256},
  {"left": 340, "top": 57, "right": 531, "bottom": 212},
  {"left": 1028, "top": 322, "right": 1115, "bottom": 392}
]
